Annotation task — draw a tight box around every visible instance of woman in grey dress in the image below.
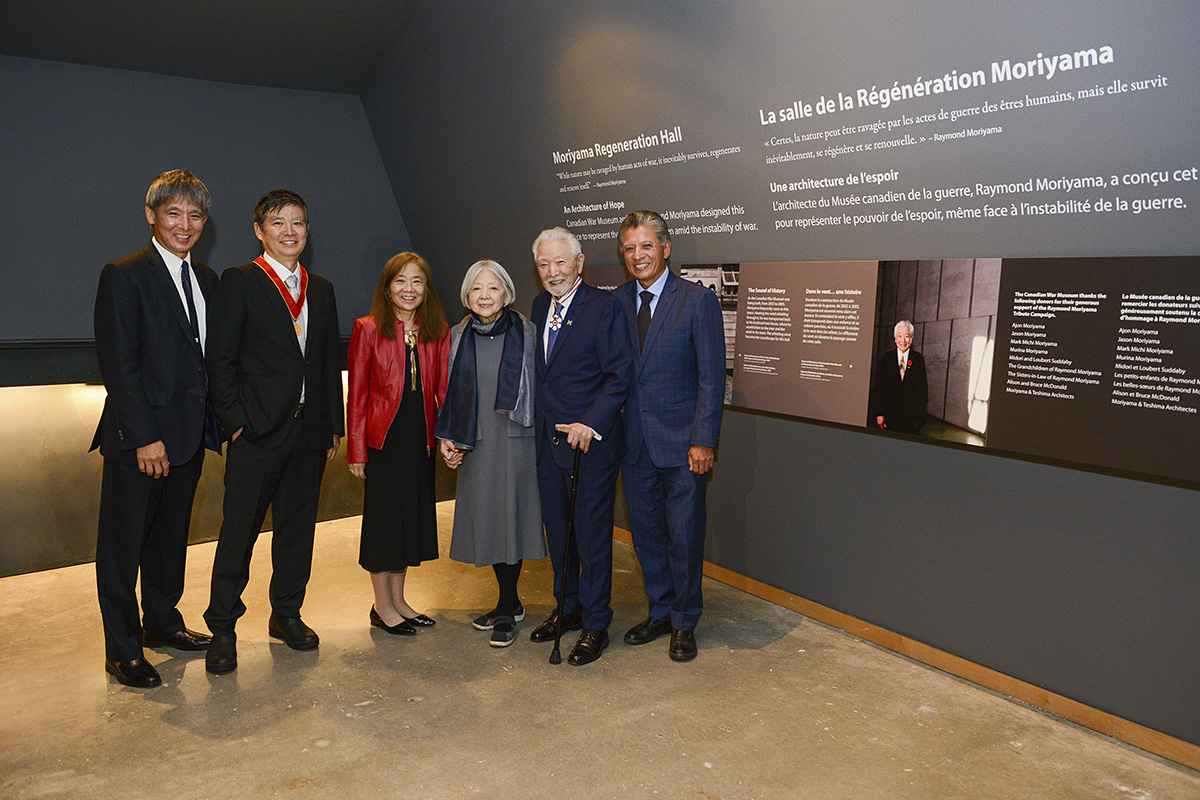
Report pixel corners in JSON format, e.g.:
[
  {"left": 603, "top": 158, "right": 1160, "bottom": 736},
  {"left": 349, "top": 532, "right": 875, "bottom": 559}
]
[{"left": 435, "top": 260, "right": 543, "bottom": 647}]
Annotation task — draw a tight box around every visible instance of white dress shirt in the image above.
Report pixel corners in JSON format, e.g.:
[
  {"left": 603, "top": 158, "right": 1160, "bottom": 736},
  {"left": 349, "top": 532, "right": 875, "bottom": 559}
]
[{"left": 151, "top": 237, "right": 207, "bottom": 353}]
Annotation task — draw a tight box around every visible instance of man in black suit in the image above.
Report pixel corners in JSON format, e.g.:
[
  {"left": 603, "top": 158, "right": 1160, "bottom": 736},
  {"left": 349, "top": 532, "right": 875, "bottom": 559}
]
[
  {"left": 203, "top": 190, "right": 344, "bottom": 675},
  {"left": 527, "top": 227, "right": 634, "bottom": 666},
  {"left": 871, "top": 320, "right": 928, "bottom": 435},
  {"left": 92, "top": 169, "right": 221, "bottom": 688}
]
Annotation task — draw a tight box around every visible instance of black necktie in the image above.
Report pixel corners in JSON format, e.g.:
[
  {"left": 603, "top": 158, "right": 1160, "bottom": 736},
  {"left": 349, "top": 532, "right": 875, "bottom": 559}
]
[
  {"left": 180, "top": 261, "right": 201, "bottom": 352},
  {"left": 638, "top": 290, "right": 653, "bottom": 349},
  {"left": 182, "top": 261, "right": 222, "bottom": 451}
]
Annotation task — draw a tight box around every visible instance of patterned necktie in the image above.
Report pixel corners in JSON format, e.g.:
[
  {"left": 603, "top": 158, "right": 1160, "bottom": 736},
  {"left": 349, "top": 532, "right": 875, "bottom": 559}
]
[
  {"left": 286, "top": 273, "right": 300, "bottom": 300},
  {"left": 547, "top": 300, "right": 564, "bottom": 355},
  {"left": 638, "top": 290, "right": 653, "bottom": 349},
  {"left": 180, "top": 261, "right": 201, "bottom": 352}
]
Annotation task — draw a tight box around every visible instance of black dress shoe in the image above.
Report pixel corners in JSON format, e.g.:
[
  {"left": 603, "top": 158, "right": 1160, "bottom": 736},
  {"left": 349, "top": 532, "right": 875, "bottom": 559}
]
[
  {"left": 669, "top": 629, "right": 698, "bottom": 662},
  {"left": 370, "top": 606, "right": 417, "bottom": 636},
  {"left": 623, "top": 616, "right": 672, "bottom": 646},
  {"left": 268, "top": 614, "right": 319, "bottom": 650},
  {"left": 206, "top": 633, "right": 237, "bottom": 674},
  {"left": 402, "top": 613, "right": 437, "bottom": 627},
  {"left": 530, "top": 609, "right": 584, "bottom": 643},
  {"left": 105, "top": 658, "right": 162, "bottom": 688},
  {"left": 568, "top": 629, "right": 609, "bottom": 666},
  {"left": 143, "top": 627, "right": 212, "bottom": 651}
]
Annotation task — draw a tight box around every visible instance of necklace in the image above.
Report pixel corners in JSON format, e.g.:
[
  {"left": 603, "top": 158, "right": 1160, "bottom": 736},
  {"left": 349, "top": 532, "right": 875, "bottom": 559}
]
[{"left": 403, "top": 326, "right": 418, "bottom": 390}]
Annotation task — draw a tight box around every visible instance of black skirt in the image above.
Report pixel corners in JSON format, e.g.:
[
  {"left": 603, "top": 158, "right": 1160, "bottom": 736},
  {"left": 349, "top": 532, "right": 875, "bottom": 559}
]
[{"left": 359, "top": 346, "right": 439, "bottom": 571}]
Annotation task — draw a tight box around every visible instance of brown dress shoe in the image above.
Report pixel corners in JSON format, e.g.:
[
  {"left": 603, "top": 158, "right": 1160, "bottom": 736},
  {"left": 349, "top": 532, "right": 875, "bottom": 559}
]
[{"left": 567, "top": 629, "right": 609, "bottom": 666}]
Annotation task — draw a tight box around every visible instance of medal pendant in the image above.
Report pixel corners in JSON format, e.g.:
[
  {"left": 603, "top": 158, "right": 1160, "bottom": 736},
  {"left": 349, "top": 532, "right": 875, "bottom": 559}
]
[{"left": 294, "top": 321, "right": 302, "bottom": 335}]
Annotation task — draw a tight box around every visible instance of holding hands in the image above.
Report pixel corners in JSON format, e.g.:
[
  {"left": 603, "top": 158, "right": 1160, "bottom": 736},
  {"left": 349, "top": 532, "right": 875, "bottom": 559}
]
[{"left": 439, "top": 439, "right": 464, "bottom": 469}]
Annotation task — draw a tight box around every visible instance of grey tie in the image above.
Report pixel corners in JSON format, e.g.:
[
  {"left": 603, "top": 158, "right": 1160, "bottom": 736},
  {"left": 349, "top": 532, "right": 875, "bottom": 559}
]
[{"left": 286, "top": 274, "right": 300, "bottom": 300}]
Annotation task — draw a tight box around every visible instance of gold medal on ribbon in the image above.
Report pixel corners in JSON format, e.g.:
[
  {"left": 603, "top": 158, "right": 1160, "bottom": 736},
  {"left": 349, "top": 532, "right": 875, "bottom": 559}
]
[{"left": 255, "top": 256, "right": 308, "bottom": 336}]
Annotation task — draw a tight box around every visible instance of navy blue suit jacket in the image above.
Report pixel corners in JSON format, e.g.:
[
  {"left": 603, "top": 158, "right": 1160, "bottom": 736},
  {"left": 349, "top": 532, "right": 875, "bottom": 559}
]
[
  {"left": 617, "top": 269, "right": 725, "bottom": 468},
  {"left": 532, "top": 281, "right": 634, "bottom": 470}
]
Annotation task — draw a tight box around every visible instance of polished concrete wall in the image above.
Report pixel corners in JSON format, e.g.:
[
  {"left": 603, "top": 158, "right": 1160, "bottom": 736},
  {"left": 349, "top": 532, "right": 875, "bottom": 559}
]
[{"left": 0, "top": 379, "right": 456, "bottom": 578}]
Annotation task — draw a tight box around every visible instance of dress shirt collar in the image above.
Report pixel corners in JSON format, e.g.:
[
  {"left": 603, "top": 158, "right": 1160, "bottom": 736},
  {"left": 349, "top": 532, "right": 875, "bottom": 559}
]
[
  {"left": 260, "top": 251, "right": 302, "bottom": 283},
  {"left": 151, "top": 237, "right": 188, "bottom": 273},
  {"left": 637, "top": 268, "right": 670, "bottom": 309}
]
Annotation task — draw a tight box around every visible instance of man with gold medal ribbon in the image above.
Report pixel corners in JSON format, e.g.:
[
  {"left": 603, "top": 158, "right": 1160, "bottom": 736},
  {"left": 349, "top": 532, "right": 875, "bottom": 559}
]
[{"left": 203, "top": 189, "right": 345, "bottom": 675}]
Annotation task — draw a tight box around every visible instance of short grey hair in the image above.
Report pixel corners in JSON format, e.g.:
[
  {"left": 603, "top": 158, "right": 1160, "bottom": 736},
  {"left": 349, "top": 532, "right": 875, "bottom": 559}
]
[
  {"left": 894, "top": 320, "right": 915, "bottom": 335},
  {"left": 531, "top": 227, "right": 582, "bottom": 260},
  {"left": 460, "top": 259, "right": 516, "bottom": 308},
  {"left": 146, "top": 169, "right": 211, "bottom": 215}
]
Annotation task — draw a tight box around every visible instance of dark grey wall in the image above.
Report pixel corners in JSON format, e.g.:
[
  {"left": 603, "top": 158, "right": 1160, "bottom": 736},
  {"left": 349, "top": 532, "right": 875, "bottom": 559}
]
[
  {"left": 0, "top": 55, "right": 410, "bottom": 351},
  {"left": 709, "top": 411, "right": 1200, "bottom": 745},
  {"left": 360, "top": 0, "right": 1200, "bottom": 746},
  {"left": 0, "top": 56, "right": 415, "bottom": 570}
]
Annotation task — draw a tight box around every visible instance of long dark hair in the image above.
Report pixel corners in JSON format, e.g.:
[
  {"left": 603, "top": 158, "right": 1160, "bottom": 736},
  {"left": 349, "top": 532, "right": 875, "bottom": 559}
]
[{"left": 369, "top": 252, "right": 448, "bottom": 342}]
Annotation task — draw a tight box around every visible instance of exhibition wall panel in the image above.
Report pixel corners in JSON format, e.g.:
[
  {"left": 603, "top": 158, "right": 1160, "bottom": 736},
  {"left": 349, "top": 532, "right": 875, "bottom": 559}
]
[{"left": 362, "top": 0, "right": 1200, "bottom": 746}]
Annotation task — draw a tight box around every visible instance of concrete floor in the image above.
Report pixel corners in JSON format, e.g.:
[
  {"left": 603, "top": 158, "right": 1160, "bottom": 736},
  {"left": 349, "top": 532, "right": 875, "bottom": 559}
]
[{"left": 2, "top": 503, "right": 1197, "bottom": 800}]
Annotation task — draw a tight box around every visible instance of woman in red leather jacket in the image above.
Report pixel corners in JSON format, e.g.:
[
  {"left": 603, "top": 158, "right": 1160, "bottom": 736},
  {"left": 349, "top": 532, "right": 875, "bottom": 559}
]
[{"left": 347, "top": 252, "right": 450, "bottom": 635}]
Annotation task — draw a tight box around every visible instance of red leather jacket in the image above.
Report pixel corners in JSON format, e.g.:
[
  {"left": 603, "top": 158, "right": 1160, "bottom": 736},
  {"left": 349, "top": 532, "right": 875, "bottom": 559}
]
[{"left": 346, "top": 316, "right": 450, "bottom": 462}]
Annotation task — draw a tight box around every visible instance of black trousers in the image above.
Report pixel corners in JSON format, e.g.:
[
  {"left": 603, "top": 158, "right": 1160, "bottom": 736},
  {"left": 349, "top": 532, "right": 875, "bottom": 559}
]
[
  {"left": 204, "top": 417, "right": 327, "bottom": 635},
  {"left": 96, "top": 446, "right": 204, "bottom": 661}
]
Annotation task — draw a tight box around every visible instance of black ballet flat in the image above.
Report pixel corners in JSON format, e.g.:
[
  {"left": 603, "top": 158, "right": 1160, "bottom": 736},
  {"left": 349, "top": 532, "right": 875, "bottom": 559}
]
[
  {"left": 403, "top": 613, "right": 437, "bottom": 627},
  {"left": 370, "top": 606, "right": 417, "bottom": 636}
]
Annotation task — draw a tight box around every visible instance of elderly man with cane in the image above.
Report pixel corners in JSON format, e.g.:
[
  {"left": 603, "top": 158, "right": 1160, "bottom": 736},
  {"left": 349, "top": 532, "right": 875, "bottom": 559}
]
[{"left": 528, "top": 227, "right": 634, "bottom": 666}]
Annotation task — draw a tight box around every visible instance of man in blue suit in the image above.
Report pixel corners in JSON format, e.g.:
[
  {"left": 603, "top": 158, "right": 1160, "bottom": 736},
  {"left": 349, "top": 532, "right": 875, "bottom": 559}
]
[
  {"left": 529, "top": 227, "right": 634, "bottom": 666},
  {"left": 615, "top": 211, "right": 725, "bottom": 662}
]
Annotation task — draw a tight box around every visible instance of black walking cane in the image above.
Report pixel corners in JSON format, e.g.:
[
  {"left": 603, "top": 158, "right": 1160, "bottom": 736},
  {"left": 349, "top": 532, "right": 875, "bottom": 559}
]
[{"left": 549, "top": 445, "right": 584, "bottom": 665}]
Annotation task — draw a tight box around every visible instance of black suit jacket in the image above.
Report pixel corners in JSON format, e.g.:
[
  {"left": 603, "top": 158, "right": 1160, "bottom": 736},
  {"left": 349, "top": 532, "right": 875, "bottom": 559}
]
[
  {"left": 871, "top": 348, "right": 928, "bottom": 434},
  {"left": 206, "top": 263, "right": 344, "bottom": 451},
  {"left": 91, "top": 243, "right": 220, "bottom": 463}
]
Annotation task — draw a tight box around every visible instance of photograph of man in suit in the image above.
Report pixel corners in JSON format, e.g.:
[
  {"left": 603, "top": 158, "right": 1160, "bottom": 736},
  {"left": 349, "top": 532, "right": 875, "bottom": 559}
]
[
  {"left": 871, "top": 320, "right": 928, "bottom": 435},
  {"left": 92, "top": 169, "right": 221, "bottom": 688},
  {"left": 203, "top": 190, "right": 344, "bottom": 675},
  {"left": 528, "top": 227, "right": 634, "bottom": 666},
  {"left": 615, "top": 211, "right": 725, "bottom": 663}
]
